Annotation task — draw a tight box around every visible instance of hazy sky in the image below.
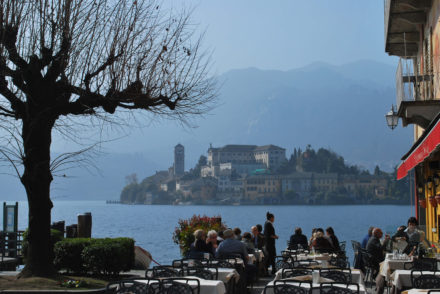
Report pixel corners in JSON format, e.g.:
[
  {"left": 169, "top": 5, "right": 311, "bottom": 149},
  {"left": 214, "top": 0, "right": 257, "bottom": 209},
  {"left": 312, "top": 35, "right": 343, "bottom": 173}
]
[{"left": 166, "top": 0, "right": 396, "bottom": 73}]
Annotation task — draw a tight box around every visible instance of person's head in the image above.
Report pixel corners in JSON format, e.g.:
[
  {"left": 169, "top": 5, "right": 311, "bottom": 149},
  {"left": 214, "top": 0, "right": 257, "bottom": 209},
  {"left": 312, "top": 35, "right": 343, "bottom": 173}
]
[
  {"left": 407, "top": 217, "right": 418, "bottom": 231},
  {"left": 295, "top": 227, "right": 302, "bottom": 235},
  {"left": 207, "top": 230, "right": 217, "bottom": 241},
  {"left": 311, "top": 228, "right": 317, "bottom": 235},
  {"left": 373, "top": 228, "right": 383, "bottom": 239},
  {"left": 223, "top": 229, "right": 234, "bottom": 239},
  {"left": 233, "top": 227, "right": 241, "bottom": 236},
  {"left": 326, "top": 227, "right": 335, "bottom": 236},
  {"left": 251, "top": 226, "right": 258, "bottom": 236},
  {"left": 242, "top": 232, "right": 252, "bottom": 241},
  {"left": 267, "top": 212, "right": 274, "bottom": 222},
  {"left": 397, "top": 225, "right": 406, "bottom": 232},
  {"left": 367, "top": 226, "right": 374, "bottom": 237},
  {"left": 316, "top": 231, "right": 324, "bottom": 238},
  {"left": 218, "top": 230, "right": 224, "bottom": 238},
  {"left": 316, "top": 228, "right": 324, "bottom": 234},
  {"left": 194, "top": 229, "right": 205, "bottom": 241},
  {"left": 256, "top": 224, "right": 263, "bottom": 233}
]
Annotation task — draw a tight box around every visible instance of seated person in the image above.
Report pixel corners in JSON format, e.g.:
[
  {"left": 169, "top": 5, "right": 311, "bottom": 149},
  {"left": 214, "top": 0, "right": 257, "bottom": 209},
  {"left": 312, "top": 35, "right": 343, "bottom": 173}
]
[
  {"left": 216, "top": 229, "right": 257, "bottom": 285},
  {"left": 404, "top": 217, "right": 420, "bottom": 254},
  {"left": 189, "top": 229, "right": 212, "bottom": 258},
  {"left": 206, "top": 230, "right": 218, "bottom": 256},
  {"left": 326, "top": 227, "right": 340, "bottom": 252},
  {"left": 251, "top": 226, "right": 265, "bottom": 249},
  {"left": 312, "top": 231, "right": 333, "bottom": 253},
  {"left": 241, "top": 232, "right": 256, "bottom": 254},
  {"left": 233, "top": 227, "right": 242, "bottom": 240},
  {"left": 288, "top": 227, "right": 308, "bottom": 250}
]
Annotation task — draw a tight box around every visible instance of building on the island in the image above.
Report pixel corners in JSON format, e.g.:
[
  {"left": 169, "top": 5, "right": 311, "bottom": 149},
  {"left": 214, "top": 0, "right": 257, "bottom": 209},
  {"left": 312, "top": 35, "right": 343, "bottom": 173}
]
[
  {"left": 384, "top": 0, "right": 440, "bottom": 243},
  {"left": 311, "top": 173, "right": 339, "bottom": 192},
  {"left": 341, "top": 175, "right": 388, "bottom": 198},
  {"left": 204, "top": 144, "right": 286, "bottom": 178},
  {"left": 281, "top": 172, "right": 313, "bottom": 198},
  {"left": 243, "top": 175, "right": 282, "bottom": 202},
  {"left": 174, "top": 144, "right": 185, "bottom": 176},
  {"left": 188, "top": 177, "right": 217, "bottom": 202}
]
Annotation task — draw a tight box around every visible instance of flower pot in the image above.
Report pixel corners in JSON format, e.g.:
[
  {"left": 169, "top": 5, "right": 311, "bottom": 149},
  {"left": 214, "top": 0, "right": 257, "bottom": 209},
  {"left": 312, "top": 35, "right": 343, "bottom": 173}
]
[
  {"left": 429, "top": 196, "right": 437, "bottom": 207},
  {"left": 419, "top": 199, "right": 427, "bottom": 209}
]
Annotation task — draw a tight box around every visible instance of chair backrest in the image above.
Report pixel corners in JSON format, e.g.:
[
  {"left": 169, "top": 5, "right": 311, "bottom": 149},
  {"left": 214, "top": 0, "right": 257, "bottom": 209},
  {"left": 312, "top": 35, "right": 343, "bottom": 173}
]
[
  {"left": 351, "top": 241, "right": 361, "bottom": 253},
  {"left": 413, "top": 258, "right": 437, "bottom": 271},
  {"left": 273, "top": 280, "right": 312, "bottom": 294},
  {"left": 151, "top": 266, "right": 179, "bottom": 278},
  {"left": 172, "top": 258, "right": 208, "bottom": 269},
  {"left": 358, "top": 248, "right": 374, "bottom": 267},
  {"left": 329, "top": 257, "right": 350, "bottom": 269},
  {"left": 281, "top": 268, "right": 312, "bottom": 279},
  {"left": 209, "top": 258, "right": 235, "bottom": 268},
  {"left": 106, "top": 278, "right": 161, "bottom": 294},
  {"left": 162, "top": 278, "right": 200, "bottom": 294},
  {"left": 320, "top": 282, "right": 360, "bottom": 294},
  {"left": 339, "top": 241, "right": 346, "bottom": 252},
  {"left": 319, "top": 268, "right": 352, "bottom": 283},
  {"left": 275, "top": 255, "right": 294, "bottom": 271},
  {"left": 295, "top": 260, "right": 320, "bottom": 268},
  {"left": 411, "top": 270, "right": 440, "bottom": 289},
  {"left": 186, "top": 266, "right": 217, "bottom": 280}
]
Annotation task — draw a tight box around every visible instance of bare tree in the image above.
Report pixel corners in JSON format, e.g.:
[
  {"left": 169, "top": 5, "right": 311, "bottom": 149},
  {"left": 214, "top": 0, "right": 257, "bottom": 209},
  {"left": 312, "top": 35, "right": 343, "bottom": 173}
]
[{"left": 0, "top": 0, "right": 215, "bottom": 277}]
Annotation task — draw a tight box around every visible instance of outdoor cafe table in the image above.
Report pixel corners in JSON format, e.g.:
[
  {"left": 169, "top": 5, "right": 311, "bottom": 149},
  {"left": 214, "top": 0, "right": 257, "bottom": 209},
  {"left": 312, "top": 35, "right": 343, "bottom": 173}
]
[
  {"left": 390, "top": 270, "right": 440, "bottom": 291},
  {"left": 380, "top": 253, "right": 413, "bottom": 280},
  {"left": 284, "top": 250, "right": 335, "bottom": 261},
  {"left": 273, "top": 268, "right": 365, "bottom": 284},
  {"left": 402, "top": 289, "right": 440, "bottom": 294},
  {"left": 137, "top": 276, "right": 226, "bottom": 294},
  {"left": 262, "top": 280, "right": 367, "bottom": 294}
]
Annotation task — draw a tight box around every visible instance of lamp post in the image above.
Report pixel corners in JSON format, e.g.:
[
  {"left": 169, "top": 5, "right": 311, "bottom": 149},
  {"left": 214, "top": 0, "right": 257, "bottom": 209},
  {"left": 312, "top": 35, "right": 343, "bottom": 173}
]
[{"left": 385, "top": 105, "right": 399, "bottom": 130}]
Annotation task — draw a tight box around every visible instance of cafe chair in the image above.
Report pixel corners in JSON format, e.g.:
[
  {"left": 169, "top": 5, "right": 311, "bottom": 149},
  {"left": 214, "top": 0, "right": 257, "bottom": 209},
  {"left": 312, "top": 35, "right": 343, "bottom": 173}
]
[
  {"left": 350, "top": 241, "right": 362, "bottom": 269},
  {"left": 329, "top": 256, "right": 350, "bottom": 269},
  {"left": 106, "top": 278, "right": 161, "bottom": 294},
  {"left": 275, "top": 255, "right": 294, "bottom": 271},
  {"left": 161, "top": 278, "right": 200, "bottom": 294},
  {"left": 319, "top": 268, "right": 352, "bottom": 283},
  {"left": 339, "top": 241, "right": 346, "bottom": 252},
  {"left": 147, "top": 266, "right": 180, "bottom": 278},
  {"left": 171, "top": 258, "right": 208, "bottom": 269},
  {"left": 281, "top": 268, "right": 312, "bottom": 279},
  {"left": 208, "top": 258, "right": 235, "bottom": 268},
  {"left": 273, "top": 280, "right": 312, "bottom": 294},
  {"left": 411, "top": 270, "right": 440, "bottom": 289},
  {"left": 404, "top": 258, "right": 437, "bottom": 271},
  {"left": 358, "top": 248, "right": 375, "bottom": 283},
  {"left": 319, "top": 282, "right": 360, "bottom": 294},
  {"left": 295, "top": 260, "right": 320, "bottom": 269},
  {"left": 185, "top": 266, "right": 218, "bottom": 280}
]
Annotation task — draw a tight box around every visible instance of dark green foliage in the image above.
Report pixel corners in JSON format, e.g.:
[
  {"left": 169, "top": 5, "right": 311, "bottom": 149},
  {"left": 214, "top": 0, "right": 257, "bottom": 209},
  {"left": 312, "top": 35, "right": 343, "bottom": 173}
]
[
  {"left": 22, "top": 229, "right": 64, "bottom": 264},
  {"left": 82, "top": 238, "right": 134, "bottom": 276},
  {"left": 53, "top": 237, "right": 134, "bottom": 276},
  {"left": 53, "top": 238, "right": 91, "bottom": 273}
]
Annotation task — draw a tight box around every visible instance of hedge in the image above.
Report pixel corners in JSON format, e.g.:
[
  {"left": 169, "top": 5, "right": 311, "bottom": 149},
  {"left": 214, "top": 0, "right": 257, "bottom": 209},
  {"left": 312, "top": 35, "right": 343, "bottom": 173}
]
[
  {"left": 54, "top": 237, "right": 134, "bottom": 276},
  {"left": 22, "top": 229, "right": 64, "bottom": 264}
]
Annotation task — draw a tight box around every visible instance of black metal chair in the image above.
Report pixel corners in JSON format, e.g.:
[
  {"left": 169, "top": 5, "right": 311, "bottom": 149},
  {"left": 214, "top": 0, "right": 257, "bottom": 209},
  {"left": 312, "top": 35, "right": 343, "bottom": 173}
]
[
  {"left": 350, "top": 240, "right": 361, "bottom": 269},
  {"left": 172, "top": 258, "right": 208, "bottom": 269},
  {"left": 329, "top": 256, "right": 350, "bottom": 269},
  {"left": 275, "top": 255, "right": 294, "bottom": 271},
  {"left": 358, "top": 248, "right": 375, "bottom": 283},
  {"left": 411, "top": 270, "right": 440, "bottom": 289},
  {"left": 319, "top": 268, "right": 352, "bottom": 283},
  {"left": 404, "top": 258, "right": 437, "bottom": 271},
  {"left": 185, "top": 266, "right": 218, "bottom": 280},
  {"left": 281, "top": 268, "right": 312, "bottom": 279},
  {"left": 273, "top": 280, "right": 312, "bottom": 294},
  {"left": 339, "top": 241, "right": 346, "bottom": 253},
  {"left": 106, "top": 278, "right": 161, "bottom": 294},
  {"left": 295, "top": 260, "right": 320, "bottom": 269},
  {"left": 147, "top": 266, "right": 180, "bottom": 278},
  {"left": 161, "top": 278, "right": 200, "bottom": 294},
  {"left": 208, "top": 258, "right": 235, "bottom": 268},
  {"left": 319, "top": 282, "right": 360, "bottom": 294}
]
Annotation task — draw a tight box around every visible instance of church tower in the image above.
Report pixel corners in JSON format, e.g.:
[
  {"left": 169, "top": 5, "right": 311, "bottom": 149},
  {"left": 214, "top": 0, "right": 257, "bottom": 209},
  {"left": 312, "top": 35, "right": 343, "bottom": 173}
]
[{"left": 174, "top": 144, "right": 184, "bottom": 176}]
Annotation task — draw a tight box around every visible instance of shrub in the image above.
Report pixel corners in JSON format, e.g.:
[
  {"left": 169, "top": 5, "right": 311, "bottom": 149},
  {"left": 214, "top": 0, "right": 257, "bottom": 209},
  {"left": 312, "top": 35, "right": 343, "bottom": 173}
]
[
  {"left": 82, "top": 238, "right": 134, "bottom": 276},
  {"left": 53, "top": 238, "right": 91, "bottom": 274},
  {"left": 173, "top": 215, "right": 226, "bottom": 256}
]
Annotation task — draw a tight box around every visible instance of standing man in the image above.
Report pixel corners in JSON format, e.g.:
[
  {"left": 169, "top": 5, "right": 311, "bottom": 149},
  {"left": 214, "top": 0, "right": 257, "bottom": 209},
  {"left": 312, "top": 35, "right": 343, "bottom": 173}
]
[{"left": 264, "top": 212, "right": 278, "bottom": 275}]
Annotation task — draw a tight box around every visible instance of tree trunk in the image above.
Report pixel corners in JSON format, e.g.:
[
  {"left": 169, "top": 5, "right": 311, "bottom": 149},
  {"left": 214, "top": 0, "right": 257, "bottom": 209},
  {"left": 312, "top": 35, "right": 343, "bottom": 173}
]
[{"left": 18, "top": 113, "right": 57, "bottom": 278}]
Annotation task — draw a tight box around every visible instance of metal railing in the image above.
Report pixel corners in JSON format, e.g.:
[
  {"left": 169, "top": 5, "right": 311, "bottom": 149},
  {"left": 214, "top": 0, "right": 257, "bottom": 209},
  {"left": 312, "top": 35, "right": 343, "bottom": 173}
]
[{"left": 396, "top": 57, "right": 436, "bottom": 110}]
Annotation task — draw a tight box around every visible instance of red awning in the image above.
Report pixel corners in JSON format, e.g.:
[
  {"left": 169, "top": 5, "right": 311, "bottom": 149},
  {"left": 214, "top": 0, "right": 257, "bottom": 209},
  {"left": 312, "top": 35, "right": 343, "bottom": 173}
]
[{"left": 397, "top": 114, "right": 440, "bottom": 180}]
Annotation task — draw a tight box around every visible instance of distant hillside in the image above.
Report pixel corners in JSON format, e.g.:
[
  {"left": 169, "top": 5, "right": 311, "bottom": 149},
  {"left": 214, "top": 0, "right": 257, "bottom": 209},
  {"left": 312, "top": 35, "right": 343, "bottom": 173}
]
[{"left": 0, "top": 60, "right": 413, "bottom": 201}]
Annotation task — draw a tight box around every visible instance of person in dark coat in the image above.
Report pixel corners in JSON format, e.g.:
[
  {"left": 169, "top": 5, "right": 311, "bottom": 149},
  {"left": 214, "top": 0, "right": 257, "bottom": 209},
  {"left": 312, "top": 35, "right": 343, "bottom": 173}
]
[
  {"left": 326, "top": 227, "right": 341, "bottom": 252},
  {"left": 288, "top": 227, "right": 308, "bottom": 250},
  {"left": 251, "top": 226, "right": 265, "bottom": 249},
  {"left": 263, "top": 211, "right": 278, "bottom": 275}
]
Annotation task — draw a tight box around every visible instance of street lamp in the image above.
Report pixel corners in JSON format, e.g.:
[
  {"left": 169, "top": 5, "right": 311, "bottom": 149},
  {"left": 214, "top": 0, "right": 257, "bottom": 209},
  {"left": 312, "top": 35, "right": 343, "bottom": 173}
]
[{"left": 385, "top": 105, "right": 399, "bottom": 130}]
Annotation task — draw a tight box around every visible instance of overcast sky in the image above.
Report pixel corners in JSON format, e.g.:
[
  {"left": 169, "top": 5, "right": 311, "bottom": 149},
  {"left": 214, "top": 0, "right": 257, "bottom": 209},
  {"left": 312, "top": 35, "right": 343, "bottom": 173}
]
[{"left": 165, "top": 0, "right": 397, "bottom": 74}]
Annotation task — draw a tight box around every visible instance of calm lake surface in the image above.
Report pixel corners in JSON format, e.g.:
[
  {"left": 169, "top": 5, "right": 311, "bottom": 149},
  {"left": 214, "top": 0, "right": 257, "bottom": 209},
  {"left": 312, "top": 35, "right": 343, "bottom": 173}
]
[{"left": 10, "top": 201, "right": 414, "bottom": 265}]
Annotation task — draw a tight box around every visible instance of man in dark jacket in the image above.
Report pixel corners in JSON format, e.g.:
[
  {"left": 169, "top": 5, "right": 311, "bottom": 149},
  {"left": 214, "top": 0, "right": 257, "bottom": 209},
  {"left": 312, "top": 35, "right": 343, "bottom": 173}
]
[
  {"left": 288, "top": 227, "right": 308, "bottom": 250},
  {"left": 251, "top": 226, "right": 265, "bottom": 249},
  {"left": 367, "top": 227, "right": 390, "bottom": 294}
]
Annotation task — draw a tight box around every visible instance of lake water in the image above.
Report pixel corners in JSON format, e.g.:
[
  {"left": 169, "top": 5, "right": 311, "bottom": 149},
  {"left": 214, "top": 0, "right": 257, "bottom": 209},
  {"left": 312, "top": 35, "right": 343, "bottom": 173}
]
[{"left": 10, "top": 201, "right": 415, "bottom": 265}]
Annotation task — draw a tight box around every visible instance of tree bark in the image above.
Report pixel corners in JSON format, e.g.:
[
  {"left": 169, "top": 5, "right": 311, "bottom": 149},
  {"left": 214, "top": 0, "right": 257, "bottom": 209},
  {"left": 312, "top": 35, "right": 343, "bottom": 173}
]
[{"left": 18, "top": 113, "right": 57, "bottom": 278}]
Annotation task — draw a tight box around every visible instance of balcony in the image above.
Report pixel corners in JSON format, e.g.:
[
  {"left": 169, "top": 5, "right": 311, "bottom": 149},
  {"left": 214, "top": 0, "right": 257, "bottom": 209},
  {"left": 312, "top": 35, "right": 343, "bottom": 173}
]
[
  {"left": 384, "top": 0, "right": 431, "bottom": 57},
  {"left": 396, "top": 58, "right": 440, "bottom": 128}
]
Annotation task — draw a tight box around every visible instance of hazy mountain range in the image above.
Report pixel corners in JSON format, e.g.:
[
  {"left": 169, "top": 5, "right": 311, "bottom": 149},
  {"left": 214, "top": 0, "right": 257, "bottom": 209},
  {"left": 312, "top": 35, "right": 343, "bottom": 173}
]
[{"left": 0, "top": 60, "right": 413, "bottom": 201}]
